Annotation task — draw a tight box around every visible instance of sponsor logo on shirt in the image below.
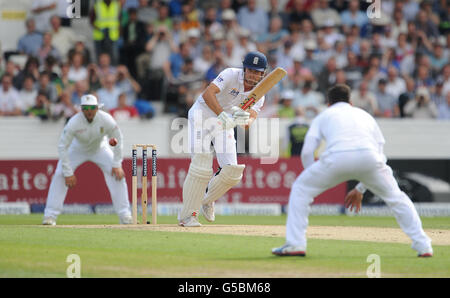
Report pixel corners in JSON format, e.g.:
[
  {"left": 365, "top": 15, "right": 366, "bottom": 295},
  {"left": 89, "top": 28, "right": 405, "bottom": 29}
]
[
  {"left": 216, "top": 76, "right": 224, "bottom": 83},
  {"left": 229, "top": 88, "right": 240, "bottom": 97}
]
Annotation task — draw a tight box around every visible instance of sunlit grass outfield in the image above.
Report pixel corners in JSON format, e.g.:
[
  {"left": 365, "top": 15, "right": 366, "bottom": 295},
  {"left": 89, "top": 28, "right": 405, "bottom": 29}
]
[{"left": 0, "top": 214, "right": 449, "bottom": 278}]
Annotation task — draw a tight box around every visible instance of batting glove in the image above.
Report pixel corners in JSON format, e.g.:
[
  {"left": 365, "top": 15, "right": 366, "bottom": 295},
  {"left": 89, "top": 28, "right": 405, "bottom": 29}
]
[
  {"left": 231, "top": 106, "right": 250, "bottom": 126},
  {"left": 217, "top": 111, "right": 237, "bottom": 130}
]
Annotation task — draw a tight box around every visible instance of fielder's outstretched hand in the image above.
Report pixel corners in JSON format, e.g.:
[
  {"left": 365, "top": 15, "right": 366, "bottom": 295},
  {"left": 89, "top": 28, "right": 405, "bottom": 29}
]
[
  {"left": 345, "top": 188, "right": 363, "bottom": 213},
  {"left": 112, "top": 167, "right": 125, "bottom": 180}
]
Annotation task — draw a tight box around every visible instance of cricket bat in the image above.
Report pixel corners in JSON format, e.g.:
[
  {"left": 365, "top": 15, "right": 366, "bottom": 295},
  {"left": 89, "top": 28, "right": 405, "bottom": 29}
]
[{"left": 239, "top": 67, "right": 287, "bottom": 111}]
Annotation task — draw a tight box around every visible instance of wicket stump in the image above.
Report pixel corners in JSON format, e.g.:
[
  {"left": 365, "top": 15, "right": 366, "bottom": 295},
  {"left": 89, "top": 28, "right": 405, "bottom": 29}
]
[{"left": 132, "top": 144, "right": 157, "bottom": 224}]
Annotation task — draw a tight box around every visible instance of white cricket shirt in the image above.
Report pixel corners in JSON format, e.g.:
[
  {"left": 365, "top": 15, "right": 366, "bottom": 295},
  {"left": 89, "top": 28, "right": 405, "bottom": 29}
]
[
  {"left": 58, "top": 110, "right": 123, "bottom": 177},
  {"left": 193, "top": 68, "right": 265, "bottom": 117},
  {"left": 306, "top": 102, "right": 385, "bottom": 155}
]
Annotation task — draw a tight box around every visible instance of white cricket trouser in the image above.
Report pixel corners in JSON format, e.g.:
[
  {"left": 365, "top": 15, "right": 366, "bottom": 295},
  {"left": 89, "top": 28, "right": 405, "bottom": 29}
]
[
  {"left": 286, "top": 150, "right": 432, "bottom": 252},
  {"left": 188, "top": 108, "right": 237, "bottom": 167},
  {"left": 44, "top": 145, "right": 131, "bottom": 218}
]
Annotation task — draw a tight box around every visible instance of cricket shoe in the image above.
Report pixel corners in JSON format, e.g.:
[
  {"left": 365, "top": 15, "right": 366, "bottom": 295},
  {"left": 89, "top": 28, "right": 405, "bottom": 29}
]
[
  {"left": 42, "top": 216, "right": 56, "bottom": 226},
  {"left": 119, "top": 215, "right": 133, "bottom": 225},
  {"left": 178, "top": 212, "right": 202, "bottom": 227},
  {"left": 272, "top": 244, "right": 306, "bottom": 256},
  {"left": 417, "top": 247, "right": 433, "bottom": 258},
  {"left": 201, "top": 202, "right": 215, "bottom": 222}
]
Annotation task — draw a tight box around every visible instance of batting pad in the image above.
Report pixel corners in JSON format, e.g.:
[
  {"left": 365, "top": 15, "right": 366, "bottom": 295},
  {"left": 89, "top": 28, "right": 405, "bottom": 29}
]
[
  {"left": 202, "top": 164, "right": 245, "bottom": 205},
  {"left": 179, "top": 153, "right": 213, "bottom": 220}
]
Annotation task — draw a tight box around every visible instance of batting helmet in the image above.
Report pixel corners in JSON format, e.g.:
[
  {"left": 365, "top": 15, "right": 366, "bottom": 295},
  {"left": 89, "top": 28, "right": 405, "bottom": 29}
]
[{"left": 242, "top": 51, "right": 268, "bottom": 72}]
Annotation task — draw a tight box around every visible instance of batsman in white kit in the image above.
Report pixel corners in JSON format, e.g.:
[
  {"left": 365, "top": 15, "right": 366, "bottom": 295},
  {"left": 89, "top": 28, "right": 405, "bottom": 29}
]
[
  {"left": 42, "top": 94, "right": 132, "bottom": 225},
  {"left": 272, "top": 84, "right": 433, "bottom": 257},
  {"left": 178, "top": 52, "right": 268, "bottom": 227}
]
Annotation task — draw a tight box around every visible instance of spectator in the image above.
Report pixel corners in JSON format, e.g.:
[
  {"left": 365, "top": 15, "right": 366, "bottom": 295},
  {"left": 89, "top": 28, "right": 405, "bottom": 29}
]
[
  {"left": 391, "top": 8, "right": 408, "bottom": 41},
  {"left": 25, "top": 91, "right": 51, "bottom": 120},
  {"left": 428, "top": 43, "right": 448, "bottom": 75},
  {"left": 221, "top": 8, "right": 241, "bottom": 43},
  {"left": 302, "top": 41, "right": 323, "bottom": 77},
  {"left": 398, "top": 76, "right": 417, "bottom": 117},
  {"left": 144, "top": 24, "right": 178, "bottom": 100},
  {"left": 437, "top": 91, "right": 450, "bottom": 119},
  {"left": 18, "top": 75, "right": 39, "bottom": 113},
  {"left": 36, "top": 71, "right": 58, "bottom": 103},
  {"left": 267, "top": 0, "right": 289, "bottom": 30},
  {"left": 374, "top": 78, "right": 400, "bottom": 118},
  {"left": 90, "top": 0, "right": 121, "bottom": 65},
  {"left": 403, "top": 87, "right": 438, "bottom": 119},
  {"left": 278, "top": 89, "right": 296, "bottom": 119},
  {"left": 71, "top": 80, "right": 89, "bottom": 106},
  {"left": 31, "top": 0, "right": 57, "bottom": 33},
  {"left": 205, "top": 49, "right": 226, "bottom": 83},
  {"left": 287, "top": 55, "right": 312, "bottom": 89},
  {"left": 97, "top": 52, "right": 117, "bottom": 80},
  {"left": 415, "top": 64, "right": 435, "bottom": 88},
  {"left": 185, "top": 28, "right": 203, "bottom": 59},
  {"left": 343, "top": 51, "right": 363, "bottom": 88},
  {"left": 120, "top": 7, "right": 148, "bottom": 79},
  {"left": 350, "top": 80, "right": 380, "bottom": 116},
  {"left": 298, "top": 19, "right": 317, "bottom": 45},
  {"left": 109, "top": 92, "right": 139, "bottom": 121},
  {"left": 275, "top": 40, "right": 294, "bottom": 73},
  {"left": 230, "top": 28, "right": 257, "bottom": 65},
  {"left": 136, "top": 0, "right": 158, "bottom": 24},
  {"left": 13, "top": 56, "right": 40, "bottom": 90},
  {"left": 431, "top": 79, "right": 447, "bottom": 107},
  {"left": 385, "top": 66, "right": 407, "bottom": 100},
  {"left": 51, "top": 90, "right": 79, "bottom": 123},
  {"left": 333, "top": 40, "right": 348, "bottom": 69},
  {"left": 153, "top": 2, "right": 173, "bottom": 31},
  {"left": 0, "top": 74, "right": 22, "bottom": 116},
  {"left": 317, "top": 56, "right": 338, "bottom": 95},
  {"left": 53, "top": 62, "right": 73, "bottom": 96},
  {"left": 163, "top": 42, "right": 191, "bottom": 84},
  {"left": 237, "top": 0, "right": 269, "bottom": 36},
  {"left": 340, "top": 0, "right": 369, "bottom": 34},
  {"left": 179, "top": 0, "right": 200, "bottom": 33},
  {"left": 403, "top": 0, "right": 420, "bottom": 22},
  {"left": 173, "top": 58, "right": 203, "bottom": 116},
  {"left": 310, "top": 0, "right": 341, "bottom": 29},
  {"left": 256, "top": 16, "right": 289, "bottom": 56},
  {"left": 202, "top": 6, "right": 222, "bottom": 38},
  {"left": 49, "top": 15, "right": 79, "bottom": 62},
  {"left": 17, "top": 18, "right": 43, "bottom": 56},
  {"left": 35, "top": 32, "right": 60, "bottom": 66},
  {"left": 193, "top": 44, "right": 214, "bottom": 76},
  {"left": 68, "top": 52, "right": 88, "bottom": 82},
  {"left": 293, "top": 76, "right": 325, "bottom": 120},
  {"left": 115, "top": 65, "right": 141, "bottom": 106},
  {"left": 284, "top": 106, "right": 309, "bottom": 157},
  {"left": 68, "top": 39, "right": 91, "bottom": 67},
  {"left": 97, "top": 74, "right": 121, "bottom": 110},
  {"left": 288, "top": 0, "right": 312, "bottom": 32},
  {"left": 87, "top": 63, "right": 102, "bottom": 92},
  {"left": 415, "top": 9, "right": 440, "bottom": 39}
]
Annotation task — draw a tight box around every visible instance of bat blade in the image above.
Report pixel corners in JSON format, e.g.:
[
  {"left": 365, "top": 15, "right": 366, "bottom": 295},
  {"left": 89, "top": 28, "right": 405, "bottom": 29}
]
[{"left": 239, "top": 67, "right": 287, "bottom": 111}]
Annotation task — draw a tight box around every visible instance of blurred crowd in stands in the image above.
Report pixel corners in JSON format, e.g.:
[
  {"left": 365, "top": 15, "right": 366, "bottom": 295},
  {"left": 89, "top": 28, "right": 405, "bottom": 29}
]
[{"left": 0, "top": 0, "right": 450, "bottom": 125}]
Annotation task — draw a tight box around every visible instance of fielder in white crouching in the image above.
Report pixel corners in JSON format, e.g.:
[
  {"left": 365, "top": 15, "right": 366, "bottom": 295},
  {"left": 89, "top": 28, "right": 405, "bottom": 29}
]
[
  {"left": 272, "top": 84, "right": 433, "bottom": 257},
  {"left": 42, "top": 94, "right": 132, "bottom": 225},
  {"left": 178, "top": 51, "right": 268, "bottom": 227}
]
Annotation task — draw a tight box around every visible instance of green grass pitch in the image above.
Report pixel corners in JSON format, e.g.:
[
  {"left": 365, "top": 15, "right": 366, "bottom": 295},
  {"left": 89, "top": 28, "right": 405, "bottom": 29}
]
[{"left": 0, "top": 214, "right": 449, "bottom": 278}]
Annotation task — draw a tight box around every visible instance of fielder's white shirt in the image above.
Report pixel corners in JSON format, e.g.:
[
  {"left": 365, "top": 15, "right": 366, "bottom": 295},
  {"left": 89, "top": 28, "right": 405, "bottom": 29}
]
[
  {"left": 302, "top": 102, "right": 385, "bottom": 168},
  {"left": 193, "top": 67, "right": 265, "bottom": 117},
  {"left": 58, "top": 110, "right": 123, "bottom": 177}
]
